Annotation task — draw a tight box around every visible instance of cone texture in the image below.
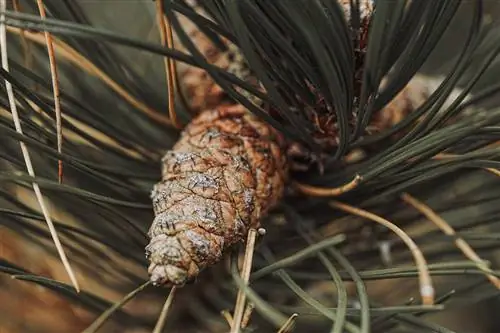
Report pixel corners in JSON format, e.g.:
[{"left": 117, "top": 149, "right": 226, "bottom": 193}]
[{"left": 147, "top": 104, "right": 287, "bottom": 286}]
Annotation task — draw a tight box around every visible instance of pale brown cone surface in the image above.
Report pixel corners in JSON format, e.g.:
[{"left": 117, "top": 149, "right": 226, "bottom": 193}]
[
  {"left": 174, "top": 7, "right": 235, "bottom": 114},
  {"left": 147, "top": 104, "right": 287, "bottom": 286}
]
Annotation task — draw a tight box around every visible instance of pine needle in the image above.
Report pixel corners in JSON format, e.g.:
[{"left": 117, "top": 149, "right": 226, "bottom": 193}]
[
  {"left": 156, "top": 0, "right": 181, "bottom": 128},
  {"left": 434, "top": 152, "right": 500, "bottom": 178},
  {"left": 401, "top": 193, "right": 500, "bottom": 290},
  {"left": 11, "top": 0, "right": 32, "bottom": 68},
  {"left": 329, "top": 200, "right": 435, "bottom": 305},
  {"left": 231, "top": 228, "right": 258, "bottom": 333},
  {"left": 276, "top": 313, "right": 298, "bottom": 333},
  {"left": 35, "top": 0, "right": 63, "bottom": 183},
  {"left": 222, "top": 303, "right": 255, "bottom": 329},
  {"left": 153, "top": 286, "right": 177, "bottom": 333},
  {"left": 0, "top": 0, "right": 80, "bottom": 293},
  {"left": 241, "top": 302, "right": 255, "bottom": 329},
  {"left": 251, "top": 234, "right": 346, "bottom": 280},
  {"left": 83, "top": 281, "right": 152, "bottom": 333},
  {"left": 6, "top": 27, "right": 174, "bottom": 127},
  {"left": 221, "top": 309, "right": 234, "bottom": 327},
  {"left": 294, "top": 174, "right": 362, "bottom": 197}
]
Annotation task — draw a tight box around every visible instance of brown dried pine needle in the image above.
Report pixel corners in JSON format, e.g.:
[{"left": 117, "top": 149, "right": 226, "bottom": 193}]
[
  {"left": 6, "top": 27, "right": 174, "bottom": 127},
  {"left": 156, "top": 0, "right": 181, "bottom": 128},
  {"left": 231, "top": 228, "right": 258, "bottom": 333},
  {"left": 402, "top": 193, "right": 500, "bottom": 290},
  {"left": 277, "top": 313, "right": 299, "bottom": 333},
  {"left": 83, "top": 281, "right": 152, "bottom": 333},
  {"left": 0, "top": 0, "right": 80, "bottom": 292},
  {"left": 221, "top": 309, "right": 234, "bottom": 327},
  {"left": 329, "top": 200, "right": 435, "bottom": 305},
  {"left": 241, "top": 302, "right": 255, "bottom": 329},
  {"left": 153, "top": 286, "right": 178, "bottom": 333},
  {"left": 434, "top": 153, "right": 500, "bottom": 178},
  {"left": 294, "top": 174, "right": 362, "bottom": 197},
  {"left": 35, "top": 0, "right": 64, "bottom": 183}
]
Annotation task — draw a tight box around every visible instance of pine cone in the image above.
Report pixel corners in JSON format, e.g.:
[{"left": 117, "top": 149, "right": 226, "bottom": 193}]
[
  {"left": 146, "top": 104, "right": 287, "bottom": 286},
  {"left": 147, "top": 0, "right": 387, "bottom": 286}
]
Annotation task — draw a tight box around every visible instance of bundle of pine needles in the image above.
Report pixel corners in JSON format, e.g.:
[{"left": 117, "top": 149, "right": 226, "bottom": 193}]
[{"left": 1, "top": 1, "right": 500, "bottom": 332}]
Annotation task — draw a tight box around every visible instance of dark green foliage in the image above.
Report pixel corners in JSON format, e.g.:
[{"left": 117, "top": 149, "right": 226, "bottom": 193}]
[{"left": 1, "top": 1, "right": 500, "bottom": 332}]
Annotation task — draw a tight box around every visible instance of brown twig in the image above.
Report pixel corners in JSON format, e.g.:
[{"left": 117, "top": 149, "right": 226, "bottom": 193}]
[
  {"left": 156, "top": 0, "right": 182, "bottom": 128},
  {"left": 294, "top": 174, "right": 362, "bottom": 197},
  {"left": 35, "top": 0, "right": 63, "bottom": 183},
  {"left": 277, "top": 313, "right": 298, "bottom": 333},
  {"left": 7, "top": 27, "right": 174, "bottom": 127},
  {"left": 329, "top": 200, "right": 434, "bottom": 305},
  {"left": 231, "top": 229, "right": 258, "bottom": 333},
  {"left": 402, "top": 193, "right": 500, "bottom": 290},
  {"left": 0, "top": 0, "right": 80, "bottom": 292},
  {"left": 153, "top": 286, "right": 178, "bottom": 333}
]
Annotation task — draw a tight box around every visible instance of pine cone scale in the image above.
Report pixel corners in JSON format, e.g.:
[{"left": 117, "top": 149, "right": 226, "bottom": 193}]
[{"left": 147, "top": 104, "right": 288, "bottom": 286}]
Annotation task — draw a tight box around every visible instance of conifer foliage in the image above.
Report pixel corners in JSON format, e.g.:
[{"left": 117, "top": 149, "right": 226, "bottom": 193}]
[{"left": 1, "top": 1, "right": 500, "bottom": 332}]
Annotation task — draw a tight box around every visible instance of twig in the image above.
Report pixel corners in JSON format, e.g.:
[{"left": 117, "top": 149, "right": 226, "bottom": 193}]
[
  {"left": 294, "top": 174, "right": 362, "bottom": 197},
  {"left": 153, "top": 286, "right": 178, "bottom": 333},
  {"left": 83, "top": 281, "right": 152, "bottom": 333},
  {"left": 6, "top": 27, "right": 174, "bottom": 127},
  {"left": 231, "top": 228, "right": 258, "bottom": 333},
  {"left": 0, "top": 0, "right": 80, "bottom": 292},
  {"left": 156, "top": 0, "right": 181, "bottom": 128},
  {"left": 330, "top": 200, "right": 434, "bottom": 305},
  {"left": 402, "top": 193, "right": 500, "bottom": 289},
  {"left": 35, "top": 0, "right": 63, "bottom": 183},
  {"left": 277, "top": 313, "right": 298, "bottom": 333}
]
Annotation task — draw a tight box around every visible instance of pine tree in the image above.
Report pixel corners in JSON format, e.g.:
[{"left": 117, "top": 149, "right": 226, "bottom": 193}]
[{"left": 1, "top": 1, "right": 500, "bottom": 332}]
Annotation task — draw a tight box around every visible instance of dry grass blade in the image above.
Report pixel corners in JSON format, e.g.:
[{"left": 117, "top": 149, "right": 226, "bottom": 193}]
[
  {"left": 156, "top": 0, "right": 181, "bottom": 128},
  {"left": 276, "top": 313, "right": 298, "bottom": 333},
  {"left": 402, "top": 193, "right": 500, "bottom": 289},
  {"left": 0, "top": 0, "right": 80, "bottom": 292},
  {"left": 152, "top": 286, "right": 177, "bottom": 333},
  {"left": 83, "top": 281, "right": 152, "bottom": 333},
  {"left": 35, "top": 0, "right": 63, "bottom": 183},
  {"left": 294, "top": 175, "right": 362, "bottom": 197},
  {"left": 329, "top": 200, "right": 435, "bottom": 305},
  {"left": 231, "top": 228, "right": 258, "bottom": 333},
  {"left": 6, "top": 27, "right": 174, "bottom": 127}
]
